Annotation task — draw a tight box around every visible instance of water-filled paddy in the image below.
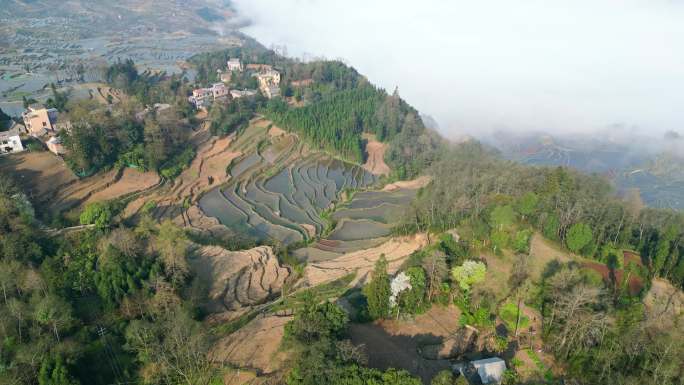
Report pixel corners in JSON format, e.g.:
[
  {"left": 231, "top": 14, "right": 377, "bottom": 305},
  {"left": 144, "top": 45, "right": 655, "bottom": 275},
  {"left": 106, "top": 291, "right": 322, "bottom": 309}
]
[{"left": 328, "top": 219, "right": 392, "bottom": 241}]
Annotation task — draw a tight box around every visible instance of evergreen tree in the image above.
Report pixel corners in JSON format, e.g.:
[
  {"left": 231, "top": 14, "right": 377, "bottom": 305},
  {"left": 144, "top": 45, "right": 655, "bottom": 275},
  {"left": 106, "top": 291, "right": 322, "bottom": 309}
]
[{"left": 363, "top": 256, "right": 391, "bottom": 320}]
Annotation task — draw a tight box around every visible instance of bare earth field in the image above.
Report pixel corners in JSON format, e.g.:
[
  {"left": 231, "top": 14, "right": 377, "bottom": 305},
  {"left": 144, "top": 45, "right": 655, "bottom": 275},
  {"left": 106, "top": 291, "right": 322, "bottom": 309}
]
[
  {"left": 350, "top": 306, "right": 461, "bottom": 383},
  {"left": 362, "top": 134, "right": 390, "bottom": 176},
  {"left": 302, "top": 233, "right": 429, "bottom": 287},
  {"left": 210, "top": 314, "right": 292, "bottom": 376},
  {"left": 0, "top": 151, "right": 158, "bottom": 215}
]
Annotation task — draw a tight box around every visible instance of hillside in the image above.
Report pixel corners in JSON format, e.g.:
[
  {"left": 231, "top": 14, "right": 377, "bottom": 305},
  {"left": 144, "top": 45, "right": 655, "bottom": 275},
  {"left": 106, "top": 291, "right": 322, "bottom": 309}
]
[{"left": 0, "top": 18, "right": 682, "bottom": 385}]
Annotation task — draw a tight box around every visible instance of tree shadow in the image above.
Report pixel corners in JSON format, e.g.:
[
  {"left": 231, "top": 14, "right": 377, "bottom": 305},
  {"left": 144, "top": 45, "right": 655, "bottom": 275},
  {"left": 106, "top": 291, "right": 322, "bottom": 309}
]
[{"left": 349, "top": 322, "right": 451, "bottom": 384}]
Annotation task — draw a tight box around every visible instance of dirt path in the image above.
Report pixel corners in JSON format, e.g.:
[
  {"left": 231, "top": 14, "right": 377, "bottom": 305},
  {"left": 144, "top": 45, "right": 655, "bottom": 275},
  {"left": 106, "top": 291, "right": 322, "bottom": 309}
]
[
  {"left": 362, "top": 134, "right": 390, "bottom": 176},
  {"left": 382, "top": 176, "right": 431, "bottom": 192}
]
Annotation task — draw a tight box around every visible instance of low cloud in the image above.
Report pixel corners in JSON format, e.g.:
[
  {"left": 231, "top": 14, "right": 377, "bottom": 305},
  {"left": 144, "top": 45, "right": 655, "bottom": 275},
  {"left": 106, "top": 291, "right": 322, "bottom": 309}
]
[{"left": 231, "top": 0, "right": 684, "bottom": 140}]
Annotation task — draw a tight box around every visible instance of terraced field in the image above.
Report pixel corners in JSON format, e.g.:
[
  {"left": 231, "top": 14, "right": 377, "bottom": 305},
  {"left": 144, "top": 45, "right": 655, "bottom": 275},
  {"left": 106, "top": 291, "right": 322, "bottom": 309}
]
[
  {"left": 199, "top": 140, "right": 381, "bottom": 246},
  {"left": 185, "top": 119, "right": 430, "bottom": 261},
  {"left": 293, "top": 187, "right": 419, "bottom": 262}
]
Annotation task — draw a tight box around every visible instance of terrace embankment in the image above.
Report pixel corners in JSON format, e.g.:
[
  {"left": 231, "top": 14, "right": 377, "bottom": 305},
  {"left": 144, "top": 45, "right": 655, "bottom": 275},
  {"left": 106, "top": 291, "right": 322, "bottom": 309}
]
[
  {"left": 0, "top": 151, "right": 158, "bottom": 216},
  {"left": 302, "top": 233, "right": 429, "bottom": 287},
  {"left": 190, "top": 245, "right": 293, "bottom": 321},
  {"left": 123, "top": 116, "right": 243, "bottom": 223}
]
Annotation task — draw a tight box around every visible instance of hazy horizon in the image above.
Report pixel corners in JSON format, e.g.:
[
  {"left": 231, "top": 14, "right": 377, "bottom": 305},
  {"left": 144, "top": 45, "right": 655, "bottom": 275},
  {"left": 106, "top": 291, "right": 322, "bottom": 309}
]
[{"left": 231, "top": 0, "right": 684, "bottom": 141}]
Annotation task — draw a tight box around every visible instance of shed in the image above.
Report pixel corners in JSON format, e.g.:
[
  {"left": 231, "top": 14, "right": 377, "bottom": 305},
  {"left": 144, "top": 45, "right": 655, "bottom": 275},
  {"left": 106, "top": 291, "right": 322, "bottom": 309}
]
[{"left": 471, "top": 357, "right": 506, "bottom": 384}]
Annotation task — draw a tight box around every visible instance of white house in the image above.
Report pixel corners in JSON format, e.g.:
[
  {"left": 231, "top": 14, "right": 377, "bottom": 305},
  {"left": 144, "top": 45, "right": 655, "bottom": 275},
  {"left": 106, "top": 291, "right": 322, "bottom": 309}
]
[
  {"left": 0, "top": 128, "right": 24, "bottom": 154},
  {"left": 227, "top": 58, "right": 243, "bottom": 72}
]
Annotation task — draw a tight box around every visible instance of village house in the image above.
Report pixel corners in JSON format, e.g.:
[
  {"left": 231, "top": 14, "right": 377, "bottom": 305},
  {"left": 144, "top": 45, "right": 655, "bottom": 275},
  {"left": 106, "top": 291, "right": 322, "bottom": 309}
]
[
  {"left": 230, "top": 89, "right": 258, "bottom": 99},
  {"left": 46, "top": 136, "right": 66, "bottom": 155},
  {"left": 211, "top": 82, "right": 229, "bottom": 99},
  {"left": 22, "top": 107, "right": 58, "bottom": 136},
  {"left": 188, "top": 88, "right": 213, "bottom": 109},
  {"left": 189, "top": 83, "right": 231, "bottom": 109},
  {"left": 0, "top": 127, "right": 24, "bottom": 154},
  {"left": 227, "top": 58, "right": 243, "bottom": 72},
  {"left": 256, "top": 69, "right": 281, "bottom": 99}
]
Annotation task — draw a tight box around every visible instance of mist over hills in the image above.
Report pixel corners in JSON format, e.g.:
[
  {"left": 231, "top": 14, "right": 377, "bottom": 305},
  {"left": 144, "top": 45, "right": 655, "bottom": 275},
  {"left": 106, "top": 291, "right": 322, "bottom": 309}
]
[{"left": 485, "top": 128, "right": 684, "bottom": 209}]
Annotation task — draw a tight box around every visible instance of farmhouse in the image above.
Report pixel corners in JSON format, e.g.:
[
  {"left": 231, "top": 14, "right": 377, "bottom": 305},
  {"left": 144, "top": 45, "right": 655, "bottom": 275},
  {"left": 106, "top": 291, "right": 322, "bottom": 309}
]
[
  {"left": 256, "top": 69, "right": 281, "bottom": 99},
  {"left": 189, "top": 88, "right": 212, "bottom": 109},
  {"left": 22, "top": 107, "right": 58, "bottom": 136},
  {"left": 0, "top": 128, "right": 24, "bottom": 154},
  {"left": 211, "top": 82, "right": 229, "bottom": 99},
  {"left": 227, "top": 58, "right": 243, "bottom": 72}
]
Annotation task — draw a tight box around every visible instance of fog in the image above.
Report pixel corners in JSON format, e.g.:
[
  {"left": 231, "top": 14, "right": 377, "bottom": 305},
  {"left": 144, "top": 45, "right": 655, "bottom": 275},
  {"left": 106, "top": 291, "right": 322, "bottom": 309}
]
[{"left": 231, "top": 0, "right": 684, "bottom": 140}]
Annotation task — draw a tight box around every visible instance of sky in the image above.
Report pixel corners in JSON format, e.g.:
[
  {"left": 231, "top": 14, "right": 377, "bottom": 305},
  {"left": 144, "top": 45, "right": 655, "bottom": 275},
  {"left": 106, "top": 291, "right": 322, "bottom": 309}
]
[{"left": 230, "top": 0, "right": 684, "bottom": 140}]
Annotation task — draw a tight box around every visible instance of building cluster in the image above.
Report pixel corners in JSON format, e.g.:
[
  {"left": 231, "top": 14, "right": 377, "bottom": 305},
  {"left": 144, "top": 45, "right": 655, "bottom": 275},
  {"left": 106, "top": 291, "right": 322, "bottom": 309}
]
[
  {"left": 190, "top": 58, "right": 282, "bottom": 110},
  {"left": 0, "top": 106, "right": 68, "bottom": 156}
]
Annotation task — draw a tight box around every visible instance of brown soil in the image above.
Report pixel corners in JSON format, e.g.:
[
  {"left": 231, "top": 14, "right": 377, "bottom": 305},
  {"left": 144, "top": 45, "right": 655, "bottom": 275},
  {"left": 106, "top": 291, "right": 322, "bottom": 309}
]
[
  {"left": 210, "top": 314, "right": 292, "bottom": 375},
  {"left": 581, "top": 261, "right": 644, "bottom": 296},
  {"left": 302, "top": 234, "right": 428, "bottom": 287},
  {"left": 528, "top": 234, "right": 574, "bottom": 281},
  {"left": 362, "top": 134, "right": 390, "bottom": 176},
  {"left": 643, "top": 278, "right": 684, "bottom": 329},
  {"left": 85, "top": 168, "right": 159, "bottom": 204},
  {"left": 190, "top": 245, "right": 292, "bottom": 318},
  {"left": 268, "top": 125, "right": 287, "bottom": 137},
  {"left": 349, "top": 307, "right": 461, "bottom": 384},
  {"left": 0, "top": 151, "right": 157, "bottom": 215},
  {"left": 122, "top": 122, "right": 241, "bottom": 224},
  {"left": 382, "top": 176, "right": 431, "bottom": 192},
  {"left": 623, "top": 250, "right": 643, "bottom": 266}
]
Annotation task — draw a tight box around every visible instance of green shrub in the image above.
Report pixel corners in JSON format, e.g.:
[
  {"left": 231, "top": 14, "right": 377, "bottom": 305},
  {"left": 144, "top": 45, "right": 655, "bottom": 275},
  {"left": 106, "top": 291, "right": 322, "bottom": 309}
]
[
  {"left": 79, "top": 201, "right": 113, "bottom": 228},
  {"left": 499, "top": 302, "right": 529, "bottom": 332}
]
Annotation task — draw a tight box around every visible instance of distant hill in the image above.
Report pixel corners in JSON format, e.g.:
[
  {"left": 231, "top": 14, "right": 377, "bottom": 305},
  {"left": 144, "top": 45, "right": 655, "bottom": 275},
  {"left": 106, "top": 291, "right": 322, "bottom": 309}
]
[{"left": 487, "top": 129, "right": 684, "bottom": 210}]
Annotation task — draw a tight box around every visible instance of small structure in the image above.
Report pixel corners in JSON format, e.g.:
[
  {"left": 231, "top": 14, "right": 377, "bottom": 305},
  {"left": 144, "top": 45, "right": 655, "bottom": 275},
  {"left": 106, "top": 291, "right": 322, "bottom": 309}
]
[
  {"left": 135, "top": 103, "right": 172, "bottom": 121},
  {"left": 230, "top": 89, "right": 258, "bottom": 99},
  {"left": 189, "top": 88, "right": 213, "bottom": 109},
  {"left": 211, "top": 82, "right": 229, "bottom": 99},
  {"left": 470, "top": 357, "right": 507, "bottom": 384},
  {"left": 227, "top": 58, "right": 243, "bottom": 72},
  {"left": 22, "top": 107, "right": 58, "bottom": 136},
  {"left": 189, "top": 84, "right": 231, "bottom": 109},
  {"left": 0, "top": 128, "right": 24, "bottom": 154},
  {"left": 257, "top": 69, "right": 281, "bottom": 99},
  {"left": 46, "top": 136, "right": 66, "bottom": 155}
]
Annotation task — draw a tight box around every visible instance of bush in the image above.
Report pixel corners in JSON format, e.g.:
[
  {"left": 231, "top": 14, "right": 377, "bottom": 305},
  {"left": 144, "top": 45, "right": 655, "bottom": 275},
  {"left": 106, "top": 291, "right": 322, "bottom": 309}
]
[
  {"left": 499, "top": 302, "right": 529, "bottom": 333},
  {"left": 79, "top": 201, "right": 113, "bottom": 228},
  {"left": 159, "top": 147, "right": 195, "bottom": 179}
]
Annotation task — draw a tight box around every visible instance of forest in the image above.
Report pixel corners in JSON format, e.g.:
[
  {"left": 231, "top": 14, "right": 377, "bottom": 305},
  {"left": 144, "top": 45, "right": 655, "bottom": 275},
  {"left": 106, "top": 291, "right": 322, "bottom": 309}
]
[{"left": 0, "top": 175, "right": 221, "bottom": 384}]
